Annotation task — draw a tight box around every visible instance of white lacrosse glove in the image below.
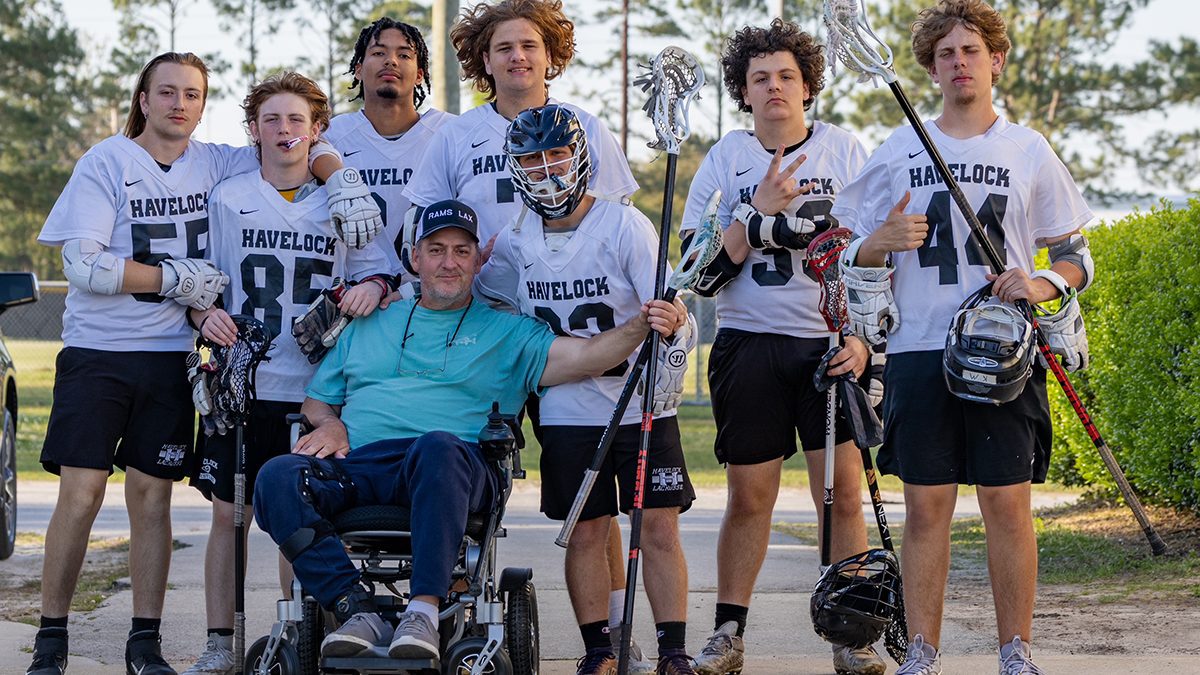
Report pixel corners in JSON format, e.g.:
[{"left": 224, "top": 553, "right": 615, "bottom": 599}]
[
  {"left": 735, "top": 203, "right": 823, "bottom": 251},
  {"left": 186, "top": 350, "right": 214, "bottom": 416},
  {"left": 1032, "top": 270, "right": 1089, "bottom": 371},
  {"left": 865, "top": 347, "right": 886, "bottom": 409},
  {"left": 839, "top": 238, "right": 899, "bottom": 346},
  {"left": 326, "top": 168, "right": 383, "bottom": 249},
  {"left": 160, "top": 258, "right": 228, "bottom": 310},
  {"left": 639, "top": 313, "right": 698, "bottom": 414}
]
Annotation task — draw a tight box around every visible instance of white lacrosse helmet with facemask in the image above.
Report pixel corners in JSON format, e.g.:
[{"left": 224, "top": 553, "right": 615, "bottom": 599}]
[
  {"left": 505, "top": 105, "right": 593, "bottom": 221},
  {"left": 943, "top": 284, "right": 1036, "bottom": 405}
]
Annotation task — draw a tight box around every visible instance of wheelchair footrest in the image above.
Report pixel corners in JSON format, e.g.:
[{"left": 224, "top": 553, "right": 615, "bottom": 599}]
[{"left": 321, "top": 649, "right": 439, "bottom": 674}]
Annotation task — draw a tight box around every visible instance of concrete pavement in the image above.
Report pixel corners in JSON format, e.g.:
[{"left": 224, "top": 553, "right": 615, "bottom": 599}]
[{"left": 1, "top": 479, "right": 1185, "bottom": 674}]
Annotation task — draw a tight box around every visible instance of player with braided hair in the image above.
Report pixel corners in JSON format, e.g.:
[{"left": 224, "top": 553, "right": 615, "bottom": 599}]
[
  {"left": 678, "top": 19, "right": 882, "bottom": 675},
  {"left": 325, "top": 17, "right": 454, "bottom": 277},
  {"left": 831, "top": 2, "right": 1093, "bottom": 673}
]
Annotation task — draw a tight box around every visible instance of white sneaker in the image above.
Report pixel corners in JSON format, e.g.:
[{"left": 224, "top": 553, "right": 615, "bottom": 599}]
[
  {"left": 999, "top": 637, "right": 1045, "bottom": 675},
  {"left": 608, "top": 624, "right": 655, "bottom": 674},
  {"left": 896, "top": 634, "right": 941, "bottom": 675},
  {"left": 181, "top": 637, "right": 234, "bottom": 675}
]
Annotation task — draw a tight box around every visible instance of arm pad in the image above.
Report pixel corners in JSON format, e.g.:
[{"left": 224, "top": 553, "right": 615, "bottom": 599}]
[
  {"left": 682, "top": 231, "right": 742, "bottom": 297},
  {"left": 1047, "top": 233, "right": 1094, "bottom": 293},
  {"left": 62, "top": 239, "right": 125, "bottom": 295}
]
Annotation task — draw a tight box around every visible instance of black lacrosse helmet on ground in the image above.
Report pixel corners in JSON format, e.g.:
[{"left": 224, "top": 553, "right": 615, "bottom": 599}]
[
  {"left": 505, "top": 104, "right": 592, "bottom": 221},
  {"left": 943, "top": 283, "right": 1035, "bottom": 405},
  {"left": 811, "top": 547, "right": 903, "bottom": 650}
]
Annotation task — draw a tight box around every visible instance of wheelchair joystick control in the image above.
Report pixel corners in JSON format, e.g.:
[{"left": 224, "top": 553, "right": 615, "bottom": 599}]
[{"left": 479, "top": 402, "right": 516, "bottom": 461}]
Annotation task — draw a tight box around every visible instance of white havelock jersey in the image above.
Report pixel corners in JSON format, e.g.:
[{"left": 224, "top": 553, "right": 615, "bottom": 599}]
[
  {"left": 324, "top": 108, "right": 455, "bottom": 274},
  {"left": 207, "top": 172, "right": 390, "bottom": 402},
  {"left": 832, "top": 116, "right": 1093, "bottom": 354},
  {"left": 680, "top": 122, "right": 868, "bottom": 338},
  {"left": 39, "top": 134, "right": 259, "bottom": 351},
  {"left": 474, "top": 199, "right": 675, "bottom": 426},
  {"left": 403, "top": 100, "right": 638, "bottom": 244}
]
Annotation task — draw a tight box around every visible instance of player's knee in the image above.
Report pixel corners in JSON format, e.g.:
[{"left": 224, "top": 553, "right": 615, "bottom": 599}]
[
  {"left": 568, "top": 517, "right": 611, "bottom": 552},
  {"left": 640, "top": 509, "right": 681, "bottom": 549},
  {"left": 407, "top": 431, "right": 471, "bottom": 478},
  {"left": 727, "top": 484, "right": 775, "bottom": 518}
]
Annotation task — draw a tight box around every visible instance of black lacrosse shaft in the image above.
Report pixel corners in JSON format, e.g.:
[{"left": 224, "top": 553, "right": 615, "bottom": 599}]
[
  {"left": 554, "top": 287, "right": 680, "bottom": 548},
  {"left": 618, "top": 151, "right": 679, "bottom": 675},
  {"left": 886, "top": 79, "right": 1166, "bottom": 556},
  {"left": 233, "top": 424, "right": 246, "bottom": 675}
]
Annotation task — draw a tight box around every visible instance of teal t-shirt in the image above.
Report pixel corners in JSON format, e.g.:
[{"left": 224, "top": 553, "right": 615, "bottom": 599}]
[{"left": 306, "top": 298, "right": 557, "bottom": 448}]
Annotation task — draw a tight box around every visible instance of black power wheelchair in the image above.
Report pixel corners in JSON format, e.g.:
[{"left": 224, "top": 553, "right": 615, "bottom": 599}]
[{"left": 246, "top": 404, "right": 540, "bottom": 675}]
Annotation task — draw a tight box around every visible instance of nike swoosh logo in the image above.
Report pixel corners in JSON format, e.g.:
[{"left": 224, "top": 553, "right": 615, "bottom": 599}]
[
  {"left": 344, "top": 150, "right": 362, "bottom": 157},
  {"left": 908, "top": 149, "right": 926, "bottom": 159},
  {"left": 735, "top": 168, "right": 752, "bottom": 177},
  {"left": 125, "top": 179, "right": 143, "bottom": 187},
  {"left": 471, "top": 139, "right": 488, "bottom": 149},
  {"left": 523, "top": 262, "right": 535, "bottom": 269},
  {"left": 239, "top": 208, "right": 259, "bottom": 215}
]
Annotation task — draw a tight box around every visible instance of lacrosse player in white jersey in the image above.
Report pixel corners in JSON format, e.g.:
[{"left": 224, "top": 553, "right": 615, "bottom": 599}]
[
  {"left": 179, "top": 72, "right": 391, "bottom": 675},
  {"left": 832, "top": 2, "right": 1093, "bottom": 673},
  {"left": 324, "top": 18, "right": 455, "bottom": 275},
  {"left": 30, "top": 51, "right": 382, "bottom": 675},
  {"left": 676, "top": 20, "right": 882, "bottom": 675},
  {"left": 475, "top": 105, "right": 696, "bottom": 675}
]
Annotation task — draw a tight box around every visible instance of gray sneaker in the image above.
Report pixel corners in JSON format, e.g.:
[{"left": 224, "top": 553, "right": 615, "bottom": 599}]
[
  {"left": 321, "top": 612, "right": 390, "bottom": 657},
  {"left": 181, "top": 637, "right": 234, "bottom": 674},
  {"left": 832, "top": 642, "right": 886, "bottom": 675},
  {"left": 388, "top": 611, "right": 440, "bottom": 659},
  {"left": 691, "top": 621, "right": 744, "bottom": 675},
  {"left": 609, "top": 624, "right": 656, "bottom": 674},
  {"left": 896, "top": 634, "right": 941, "bottom": 675},
  {"left": 999, "top": 637, "right": 1044, "bottom": 675}
]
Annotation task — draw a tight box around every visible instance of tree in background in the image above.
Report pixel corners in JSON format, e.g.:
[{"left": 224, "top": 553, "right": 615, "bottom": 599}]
[
  {"left": 112, "top": 0, "right": 193, "bottom": 50},
  {"left": 213, "top": 0, "right": 297, "bottom": 86}
]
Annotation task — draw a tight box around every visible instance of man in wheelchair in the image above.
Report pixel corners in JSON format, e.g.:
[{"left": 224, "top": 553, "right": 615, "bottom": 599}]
[{"left": 253, "top": 199, "right": 686, "bottom": 665}]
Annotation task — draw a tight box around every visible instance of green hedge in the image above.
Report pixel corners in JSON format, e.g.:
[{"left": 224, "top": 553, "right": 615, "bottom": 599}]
[{"left": 1047, "top": 197, "right": 1200, "bottom": 512}]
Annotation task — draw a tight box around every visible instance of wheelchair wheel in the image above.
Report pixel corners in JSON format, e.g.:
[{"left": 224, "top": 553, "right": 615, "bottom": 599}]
[
  {"left": 443, "top": 637, "right": 512, "bottom": 675},
  {"left": 504, "top": 582, "right": 539, "bottom": 675},
  {"left": 297, "top": 597, "right": 326, "bottom": 675},
  {"left": 246, "top": 635, "right": 302, "bottom": 675}
]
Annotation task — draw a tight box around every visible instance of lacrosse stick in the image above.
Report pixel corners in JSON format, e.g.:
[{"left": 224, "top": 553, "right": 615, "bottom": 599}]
[
  {"left": 198, "top": 316, "right": 274, "bottom": 675},
  {"left": 808, "top": 227, "right": 909, "bottom": 663},
  {"left": 555, "top": 191, "right": 722, "bottom": 548},
  {"left": 615, "top": 46, "right": 704, "bottom": 675},
  {"left": 824, "top": 0, "right": 1166, "bottom": 556}
]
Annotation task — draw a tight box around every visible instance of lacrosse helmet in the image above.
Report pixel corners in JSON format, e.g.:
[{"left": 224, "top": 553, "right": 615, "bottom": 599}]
[
  {"left": 811, "top": 548, "right": 903, "bottom": 649},
  {"left": 943, "top": 284, "right": 1035, "bottom": 405},
  {"left": 505, "top": 104, "right": 593, "bottom": 221}
]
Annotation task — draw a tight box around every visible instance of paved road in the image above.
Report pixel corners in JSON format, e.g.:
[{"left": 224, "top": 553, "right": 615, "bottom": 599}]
[{"left": 3, "top": 479, "right": 1186, "bottom": 674}]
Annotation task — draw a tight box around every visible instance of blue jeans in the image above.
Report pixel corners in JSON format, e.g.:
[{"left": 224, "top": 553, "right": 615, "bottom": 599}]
[{"left": 254, "top": 432, "right": 497, "bottom": 609}]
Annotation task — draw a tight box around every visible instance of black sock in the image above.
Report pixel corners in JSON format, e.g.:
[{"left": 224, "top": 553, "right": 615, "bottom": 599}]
[
  {"left": 37, "top": 616, "right": 68, "bottom": 639},
  {"left": 579, "top": 620, "right": 612, "bottom": 652},
  {"left": 207, "top": 627, "right": 234, "bottom": 638},
  {"left": 714, "top": 603, "right": 748, "bottom": 637},
  {"left": 130, "top": 617, "right": 162, "bottom": 637},
  {"left": 655, "top": 621, "right": 686, "bottom": 654}
]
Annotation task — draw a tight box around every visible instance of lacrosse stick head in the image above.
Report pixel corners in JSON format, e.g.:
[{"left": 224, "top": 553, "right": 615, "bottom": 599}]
[
  {"left": 811, "top": 547, "right": 904, "bottom": 650},
  {"left": 943, "top": 283, "right": 1035, "bottom": 405},
  {"left": 805, "top": 227, "right": 853, "bottom": 333},
  {"left": 669, "top": 190, "right": 724, "bottom": 293},
  {"left": 823, "top": 0, "right": 896, "bottom": 85},
  {"left": 200, "top": 315, "right": 274, "bottom": 434},
  {"left": 633, "top": 46, "right": 705, "bottom": 154}
]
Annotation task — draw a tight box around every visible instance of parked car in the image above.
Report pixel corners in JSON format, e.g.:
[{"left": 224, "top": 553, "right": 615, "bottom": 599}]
[{"left": 0, "top": 272, "right": 39, "bottom": 560}]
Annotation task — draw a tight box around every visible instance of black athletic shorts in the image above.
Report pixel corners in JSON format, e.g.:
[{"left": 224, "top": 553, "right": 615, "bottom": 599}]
[
  {"left": 878, "top": 350, "right": 1051, "bottom": 486},
  {"left": 708, "top": 329, "right": 853, "bottom": 465},
  {"left": 539, "top": 417, "right": 695, "bottom": 521},
  {"left": 191, "top": 399, "right": 302, "bottom": 504},
  {"left": 41, "top": 347, "right": 194, "bottom": 480}
]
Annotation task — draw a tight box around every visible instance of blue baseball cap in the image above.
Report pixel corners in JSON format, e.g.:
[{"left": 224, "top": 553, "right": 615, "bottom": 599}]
[{"left": 419, "top": 199, "right": 480, "bottom": 242}]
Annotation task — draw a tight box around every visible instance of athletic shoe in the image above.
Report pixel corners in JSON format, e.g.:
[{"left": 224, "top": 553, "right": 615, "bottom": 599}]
[
  {"left": 387, "top": 610, "right": 440, "bottom": 659},
  {"left": 26, "top": 631, "right": 68, "bottom": 675},
  {"left": 691, "top": 620, "right": 743, "bottom": 675},
  {"left": 896, "top": 634, "right": 941, "bottom": 675},
  {"left": 321, "top": 612, "right": 390, "bottom": 657},
  {"left": 657, "top": 649, "right": 699, "bottom": 675},
  {"left": 575, "top": 649, "right": 618, "bottom": 675},
  {"left": 999, "top": 637, "right": 1045, "bottom": 675},
  {"left": 180, "top": 637, "right": 234, "bottom": 675},
  {"left": 832, "top": 642, "right": 886, "bottom": 675},
  {"left": 608, "top": 624, "right": 656, "bottom": 674},
  {"left": 125, "top": 630, "right": 177, "bottom": 675}
]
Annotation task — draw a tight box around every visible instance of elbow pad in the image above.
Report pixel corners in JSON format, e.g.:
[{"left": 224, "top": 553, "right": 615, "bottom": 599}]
[
  {"left": 682, "top": 231, "right": 742, "bottom": 297},
  {"left": 1047, "top": 234, "right": 1094, "bottom": 293},
  {"left": 62, "top": 239, "right": 125, "bottom": 295}
]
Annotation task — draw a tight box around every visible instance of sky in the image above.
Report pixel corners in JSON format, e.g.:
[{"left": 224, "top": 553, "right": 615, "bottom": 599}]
[{"left": 55, "top": 0, "right": 1199, "bottom": 207}]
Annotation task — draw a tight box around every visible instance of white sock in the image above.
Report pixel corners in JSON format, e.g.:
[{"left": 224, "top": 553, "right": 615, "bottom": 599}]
[
  {"left": 608, "top": 590, "right": 625, "bottom": 627},
  {"left": 407, "top": 599, "right": 440, "bottom": 627}
]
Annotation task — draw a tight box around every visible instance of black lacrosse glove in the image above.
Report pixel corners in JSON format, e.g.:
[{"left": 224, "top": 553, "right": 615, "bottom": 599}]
[{"left": 293, "top": 278, "right": 349, "bottom": 364}]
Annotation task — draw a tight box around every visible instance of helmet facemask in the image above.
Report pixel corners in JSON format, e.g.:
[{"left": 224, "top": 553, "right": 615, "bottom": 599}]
[{"left": 506, "top": 105, "right": 593, "bottom": 221}]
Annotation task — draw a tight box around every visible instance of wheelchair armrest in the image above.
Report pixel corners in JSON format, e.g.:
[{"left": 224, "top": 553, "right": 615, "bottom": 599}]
[{"left": 287, "top": 413, "right": 314, "bottom": 448}]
